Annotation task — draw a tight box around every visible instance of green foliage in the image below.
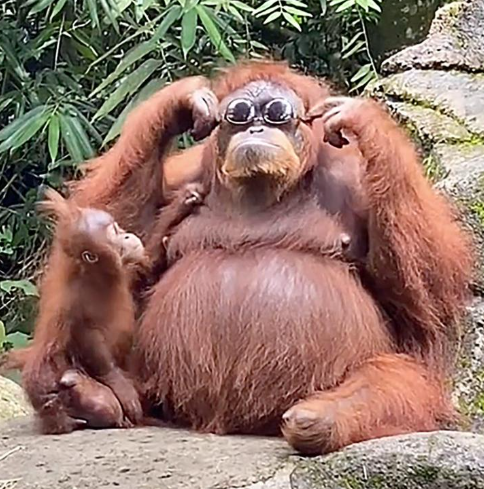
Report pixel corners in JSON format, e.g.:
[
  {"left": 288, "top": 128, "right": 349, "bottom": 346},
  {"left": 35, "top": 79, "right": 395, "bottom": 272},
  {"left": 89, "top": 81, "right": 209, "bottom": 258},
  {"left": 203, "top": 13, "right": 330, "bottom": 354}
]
[
  {"left": 253, "top": 0, "right": 313, "bottom": 31},
  {"left": 0, "top": 0, "right": 381, "bottom": 349},
  {"left": 276, "top": 0, "right": 381, "bottom": 89}
]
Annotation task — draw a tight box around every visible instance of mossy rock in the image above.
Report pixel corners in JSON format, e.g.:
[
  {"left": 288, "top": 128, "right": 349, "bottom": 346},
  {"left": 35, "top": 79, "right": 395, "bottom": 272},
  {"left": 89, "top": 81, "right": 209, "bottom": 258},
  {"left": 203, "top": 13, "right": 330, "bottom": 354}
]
[
  {"left": 384, "top": 100, "right": 472, "bottom": 148},
  {"left": 367, "top": 0, "right": 484, "bottom": 439},
  {"left": 374, "top": 70, "right": 484, "bottom": 137},
  {"left": 291, "top": 431, "right": 484, "bottom": 489},
  {"left": 291, "top": 432, "right": 484, "bottom": 489},
  {"left": 453, "top": 298, "right": 484, "bottom": 432}
]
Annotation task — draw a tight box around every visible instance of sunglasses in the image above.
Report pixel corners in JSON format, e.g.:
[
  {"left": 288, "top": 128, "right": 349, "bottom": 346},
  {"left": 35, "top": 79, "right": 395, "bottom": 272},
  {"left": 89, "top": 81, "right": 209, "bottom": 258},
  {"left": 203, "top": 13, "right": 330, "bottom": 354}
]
[{"left": 224, "top": 98, "right": 296, "bottom": 126}]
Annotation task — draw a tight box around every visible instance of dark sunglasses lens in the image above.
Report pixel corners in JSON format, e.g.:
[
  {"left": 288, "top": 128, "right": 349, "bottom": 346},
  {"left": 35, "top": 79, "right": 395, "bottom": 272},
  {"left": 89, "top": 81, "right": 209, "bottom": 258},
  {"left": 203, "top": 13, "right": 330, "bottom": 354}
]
[
  {"left": 265, "top": 99, "right": 294, "bottom": 124},
  {"left": 225, "top": 99, "right": 254, "bottom": 124}
]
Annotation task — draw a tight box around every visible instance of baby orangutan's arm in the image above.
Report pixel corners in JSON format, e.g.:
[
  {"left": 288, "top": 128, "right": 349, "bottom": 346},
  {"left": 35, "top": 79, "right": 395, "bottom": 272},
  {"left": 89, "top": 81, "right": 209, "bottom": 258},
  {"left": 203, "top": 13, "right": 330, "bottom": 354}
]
[{"left": 144, "top": 182, "right": 207, "bottom": 279}]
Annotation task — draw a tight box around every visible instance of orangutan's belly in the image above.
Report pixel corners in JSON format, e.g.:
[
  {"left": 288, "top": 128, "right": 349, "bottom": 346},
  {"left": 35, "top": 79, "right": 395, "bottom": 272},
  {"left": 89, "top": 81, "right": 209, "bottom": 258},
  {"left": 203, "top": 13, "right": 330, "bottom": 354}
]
[{"left": 139, "top": 249, "right": 391, "bottom": 434}]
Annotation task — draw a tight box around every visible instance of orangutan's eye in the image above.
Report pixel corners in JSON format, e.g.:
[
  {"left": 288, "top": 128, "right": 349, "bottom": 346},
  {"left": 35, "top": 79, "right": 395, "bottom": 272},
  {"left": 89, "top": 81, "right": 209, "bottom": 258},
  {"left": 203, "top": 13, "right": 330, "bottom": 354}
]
[
  {"left": 264, "top": 99, "right": 294, "bottom": 125},
  {"left": 225, "top": 99, "right": 256, "bottom": 125}
]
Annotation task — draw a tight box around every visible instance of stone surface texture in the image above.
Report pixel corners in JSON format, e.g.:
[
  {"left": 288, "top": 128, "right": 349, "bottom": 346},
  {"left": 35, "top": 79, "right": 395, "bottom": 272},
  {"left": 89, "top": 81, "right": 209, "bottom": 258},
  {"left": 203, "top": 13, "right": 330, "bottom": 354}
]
[
  {"left": 0, "top": 418, "right": 293, "bottom": 489},
  {"left": 2, "top": 419, "right": 484, "bottom": 489},
  {"left": 381, "top": 0, "right": 484, "bottom": 73},
  {"left": 291, "top": 431, "right": 484, "bottom": 489},
  {"left": 0, "top": 376, "right": 31, "bottom": 422}
]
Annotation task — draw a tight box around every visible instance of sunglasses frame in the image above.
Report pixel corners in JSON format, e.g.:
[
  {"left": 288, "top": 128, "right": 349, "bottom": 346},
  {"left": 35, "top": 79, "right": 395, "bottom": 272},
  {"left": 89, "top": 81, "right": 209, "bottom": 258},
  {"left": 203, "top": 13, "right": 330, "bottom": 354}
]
[{"left": 224, "top": 97, "right": 296, "bottom": 126}]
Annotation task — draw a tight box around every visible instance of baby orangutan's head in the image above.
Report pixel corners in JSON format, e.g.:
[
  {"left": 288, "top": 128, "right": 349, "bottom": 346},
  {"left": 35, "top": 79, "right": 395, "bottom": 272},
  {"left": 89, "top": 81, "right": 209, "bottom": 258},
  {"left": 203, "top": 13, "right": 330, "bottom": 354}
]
[{"left": 38, "top": 188, "right": 145, "bottom": 267}]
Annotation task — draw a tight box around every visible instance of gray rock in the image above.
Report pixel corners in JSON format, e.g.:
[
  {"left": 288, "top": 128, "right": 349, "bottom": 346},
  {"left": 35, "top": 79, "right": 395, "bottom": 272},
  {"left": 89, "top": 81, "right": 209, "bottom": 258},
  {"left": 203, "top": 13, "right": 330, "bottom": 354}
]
[
  {"left": 453, "top": 298, "right": 484, "bottom": 432},
  {"left": 381, "top": 0, "right": 484, "bottom": 74},
  {"left": 385, "top": 100, "right": 472, "bottom": 147},
  {"left": 432, "top": 143, "right": 484, "bottom": 196},
  {"left": 369, "top": 22, "right": 484, "bottom": 288},
  {"left": 0, "top": 417, "right": 293, "bottom": 489},
  {"left": 430, "top": 143, "right": 484, "bottom": 289},
  {"left": 291, "top": 431, "right": 484, "bottom": 489},
  {"left": 1, "top": 419, "right": 484, "bottom": 489},
  {"left": 372, "top": 73, "right": 484, "bottom": 287},
  {"left": 368, "top": 0, "right": 442, "bottom": 62},
  {"left": 376, "top": 70, "right": 484, "bottom": 136},
  {"left": 0, "top": 376, "right": 32, "bottom": 422}
]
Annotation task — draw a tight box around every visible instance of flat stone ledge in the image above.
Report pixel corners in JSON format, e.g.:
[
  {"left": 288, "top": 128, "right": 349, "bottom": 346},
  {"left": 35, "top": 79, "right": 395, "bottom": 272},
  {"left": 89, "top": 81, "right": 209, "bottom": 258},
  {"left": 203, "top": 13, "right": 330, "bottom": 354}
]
[
  {"left": 386, "top": 100, "right": 472, "bottom": 145},
  {"left": 432, "top": 143, "right": 484, "bottom": 196},
  {"left": 0, "top": 417, "right": 292, "bottom": 489},
  {"left": 2, "top": 419, "right": 484, "bottom": 489}
]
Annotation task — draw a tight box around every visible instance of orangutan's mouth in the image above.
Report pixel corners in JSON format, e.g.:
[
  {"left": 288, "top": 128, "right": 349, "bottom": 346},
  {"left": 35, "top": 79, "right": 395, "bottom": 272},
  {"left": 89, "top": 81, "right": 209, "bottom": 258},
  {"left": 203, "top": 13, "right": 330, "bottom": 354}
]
[
  {"left": 233, "top": 139, "right": 281, "bottom": 151},
  {"left": 222, "top": 138, "right": 288, "bottom": 178}
]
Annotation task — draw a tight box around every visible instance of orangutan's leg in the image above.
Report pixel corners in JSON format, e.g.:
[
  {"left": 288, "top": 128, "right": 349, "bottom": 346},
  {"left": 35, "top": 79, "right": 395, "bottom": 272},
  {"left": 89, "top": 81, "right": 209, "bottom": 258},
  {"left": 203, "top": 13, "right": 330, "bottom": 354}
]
[{"left": 282, "top": 354, "right": 453, "bottom": 455}]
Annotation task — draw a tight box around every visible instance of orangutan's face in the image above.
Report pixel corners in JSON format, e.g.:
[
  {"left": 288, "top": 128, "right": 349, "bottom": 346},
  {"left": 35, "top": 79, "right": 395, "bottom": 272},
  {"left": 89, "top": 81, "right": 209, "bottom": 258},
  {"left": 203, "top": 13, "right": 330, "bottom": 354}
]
[{"left": 215, "top": 81, "right": 311, "bottom": 189}]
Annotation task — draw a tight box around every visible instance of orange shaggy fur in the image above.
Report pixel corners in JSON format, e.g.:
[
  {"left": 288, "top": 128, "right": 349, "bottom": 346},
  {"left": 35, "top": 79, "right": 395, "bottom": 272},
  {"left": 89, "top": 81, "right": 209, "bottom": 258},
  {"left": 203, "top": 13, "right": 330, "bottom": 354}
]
[{"left": 26, "top": 61, "right": 473, "bottom": 454}]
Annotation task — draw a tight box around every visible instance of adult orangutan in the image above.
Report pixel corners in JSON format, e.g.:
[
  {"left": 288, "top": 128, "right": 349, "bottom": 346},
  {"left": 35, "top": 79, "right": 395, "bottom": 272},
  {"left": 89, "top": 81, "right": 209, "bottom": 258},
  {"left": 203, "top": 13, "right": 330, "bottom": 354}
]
[{"left": 36, "top": 61, "right": 473, "bottom": 454}]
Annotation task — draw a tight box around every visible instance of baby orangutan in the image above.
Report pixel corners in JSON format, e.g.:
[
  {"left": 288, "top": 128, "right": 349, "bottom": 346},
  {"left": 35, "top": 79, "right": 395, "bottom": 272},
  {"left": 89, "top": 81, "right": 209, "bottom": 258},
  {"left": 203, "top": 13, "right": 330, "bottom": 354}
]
[
  {"left": 3, "top": 188, "right": 147, "bottom": 432},
  {"left": 1, "top": 185, "right": 204, "bottom": 433}
]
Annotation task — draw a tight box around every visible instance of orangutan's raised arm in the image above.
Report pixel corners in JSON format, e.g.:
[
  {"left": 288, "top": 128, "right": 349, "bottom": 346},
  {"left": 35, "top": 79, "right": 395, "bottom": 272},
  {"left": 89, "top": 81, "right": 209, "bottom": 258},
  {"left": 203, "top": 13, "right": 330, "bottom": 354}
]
[
  {"left": 312, "top": 97, "right": 473, "bottom": 364},
  {"left": 70, "top": 77, "right": 218, "bottom": 236}
]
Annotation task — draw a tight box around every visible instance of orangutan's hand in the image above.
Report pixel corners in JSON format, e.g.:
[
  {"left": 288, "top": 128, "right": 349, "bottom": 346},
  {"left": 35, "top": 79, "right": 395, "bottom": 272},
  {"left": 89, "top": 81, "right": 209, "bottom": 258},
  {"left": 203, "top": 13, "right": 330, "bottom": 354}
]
[
  {"left": 188, "top": 87, "right": 219, "bottom": 141},
  {"left": 305, "top": 97, "right": 387, "bottom": 149}
]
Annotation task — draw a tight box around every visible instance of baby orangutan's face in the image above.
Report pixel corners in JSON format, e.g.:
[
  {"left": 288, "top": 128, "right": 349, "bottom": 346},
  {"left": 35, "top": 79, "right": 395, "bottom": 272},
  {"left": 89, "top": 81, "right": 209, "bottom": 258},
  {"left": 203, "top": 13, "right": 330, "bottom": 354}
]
[
  {"left": 78, "top": 208, "right": 145, "bottom": 265},
  {"left": 106, "top": 221, "right": 145, "bottom": 263}
]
